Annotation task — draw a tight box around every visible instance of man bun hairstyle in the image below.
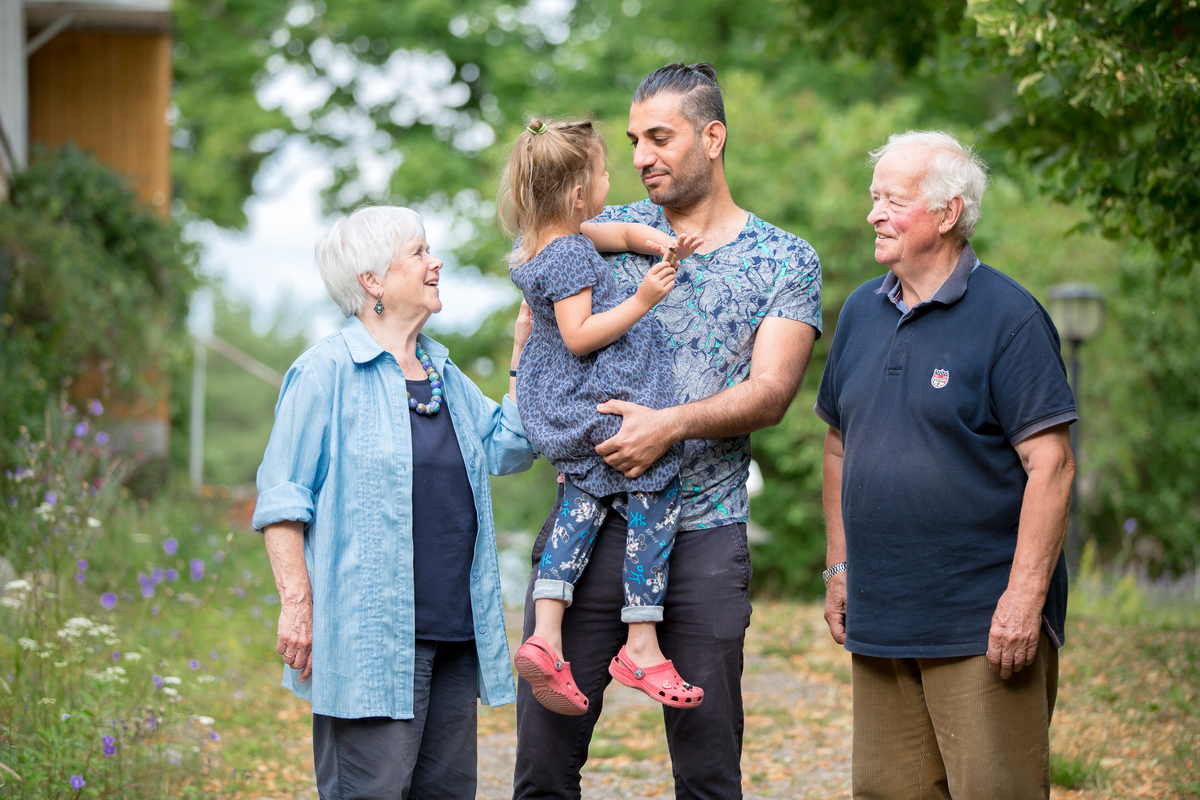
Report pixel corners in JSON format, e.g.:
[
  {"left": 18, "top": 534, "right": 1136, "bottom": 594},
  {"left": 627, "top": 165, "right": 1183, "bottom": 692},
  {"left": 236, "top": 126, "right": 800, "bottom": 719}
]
[
  {"left": 498, "top": 117, "right": 606, "bottom": 266},
  {"left": 869, "top": 130, "right": 991, "bottom": 240},
  {"left": 633, "top": 62, "right": 726, "bottom": 156}
]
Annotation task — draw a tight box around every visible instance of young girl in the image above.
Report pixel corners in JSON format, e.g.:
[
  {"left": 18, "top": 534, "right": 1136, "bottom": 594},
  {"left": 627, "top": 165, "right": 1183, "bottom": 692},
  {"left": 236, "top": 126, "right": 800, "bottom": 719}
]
[{"left": 500, "top": 117, "right": 705, "bottom": 716}]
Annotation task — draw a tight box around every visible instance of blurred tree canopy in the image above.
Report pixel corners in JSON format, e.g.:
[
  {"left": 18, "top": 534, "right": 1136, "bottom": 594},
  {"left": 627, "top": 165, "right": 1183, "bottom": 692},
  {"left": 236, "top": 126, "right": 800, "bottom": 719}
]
[{"left": 167, "top": 0, "right": 1199, "bottom": 586}]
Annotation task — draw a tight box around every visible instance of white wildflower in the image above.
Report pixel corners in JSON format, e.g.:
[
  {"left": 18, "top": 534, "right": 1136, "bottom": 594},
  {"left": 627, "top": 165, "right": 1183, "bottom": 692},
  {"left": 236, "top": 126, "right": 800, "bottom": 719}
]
[
  {"left": 162, "top": 676, "right": 182, "bottom": 685},
  {"left": 35, "top": 502, "right": 54, "bottom": 520},
  {"left": 94, "top": 666, "right": 128, "bottom": 684},
  {"left": 0, "top": 597, "right": 21, "bottom": 609},
  {"left": 87, "top": 517, "right": 102, "bottom": 528},
  {"left": 195, "top": 674, "right": 218, "bottom": 684},
  {"left": 38, "top": 697, "right": 56, "bottom": 704},
  {"left": 57, "top": 617, "right": 95, "bottom": 641},
  {"left": 17, "top": 638, "right": 38, "bottom": 651},
  {"left": 162, "top": 687, "right": 178, "bottom": 697},
  {"left": 123, "top": 652, "right": 142, "bottom": 662},
  {"left": 4, "top": 579, "right": 31, "bottom": 593},
  {"left": 196, "top": 716, "right": 215, "bottom": 726}
]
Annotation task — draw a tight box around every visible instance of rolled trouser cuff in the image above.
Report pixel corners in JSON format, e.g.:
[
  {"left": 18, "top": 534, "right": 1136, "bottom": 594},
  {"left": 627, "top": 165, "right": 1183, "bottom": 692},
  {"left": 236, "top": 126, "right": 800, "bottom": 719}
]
[
  {"left": 621, "top": 604, "right": 664, "bottom": 623},
  {"left": 532, "top": 579, "right": 574, "bottom": 606}
]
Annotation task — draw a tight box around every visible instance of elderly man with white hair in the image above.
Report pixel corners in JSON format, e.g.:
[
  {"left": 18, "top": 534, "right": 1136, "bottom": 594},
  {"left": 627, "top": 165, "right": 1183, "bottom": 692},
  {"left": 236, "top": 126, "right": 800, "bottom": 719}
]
[
  {"left": 253, "top": 206, "right": 537, "bottom": 799},
  {"left": 815, "top": 131, "right": 1077, "bottom": 799}
]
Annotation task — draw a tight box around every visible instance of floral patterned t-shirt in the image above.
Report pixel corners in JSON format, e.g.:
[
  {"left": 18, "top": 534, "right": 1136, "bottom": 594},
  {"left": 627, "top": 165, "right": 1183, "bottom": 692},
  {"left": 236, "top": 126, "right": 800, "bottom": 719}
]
[{"left": 592, "top": 201, "right": 823, "bottom": 530}]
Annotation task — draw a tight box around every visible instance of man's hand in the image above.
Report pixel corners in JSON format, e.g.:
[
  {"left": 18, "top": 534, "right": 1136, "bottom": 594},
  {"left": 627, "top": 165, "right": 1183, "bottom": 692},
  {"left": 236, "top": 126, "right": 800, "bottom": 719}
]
[
  {"left": 276, "top": 594, "right": 314, "bottom": 682},
  {"left": 824, "top": 572, "right": 847, "bottom": 645},
  {"left": 986, "top": 588, "right": 1042, "bottom": 679},
  {"left": 595, "top": 400, "right": 675, "bottom": 478}
]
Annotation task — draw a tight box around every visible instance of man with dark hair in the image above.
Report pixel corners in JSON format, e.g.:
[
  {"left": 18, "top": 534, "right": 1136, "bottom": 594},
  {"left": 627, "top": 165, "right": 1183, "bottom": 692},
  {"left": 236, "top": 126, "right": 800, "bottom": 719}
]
[{"left": 513, "top": 62, "right": 823, "bottom": 800}]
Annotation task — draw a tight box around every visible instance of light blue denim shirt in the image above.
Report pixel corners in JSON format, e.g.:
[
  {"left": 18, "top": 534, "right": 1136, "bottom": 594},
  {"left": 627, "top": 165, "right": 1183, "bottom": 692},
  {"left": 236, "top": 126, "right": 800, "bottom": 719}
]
[{"left": 252, "top": 315, "right": 535, "bottom": 719}]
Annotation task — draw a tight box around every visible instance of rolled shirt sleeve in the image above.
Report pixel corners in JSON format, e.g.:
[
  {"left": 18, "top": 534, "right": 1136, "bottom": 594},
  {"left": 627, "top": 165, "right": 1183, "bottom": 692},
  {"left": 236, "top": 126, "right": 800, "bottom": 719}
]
[{"left": 252, "top": 360, "right": 333, "bottom": 531}]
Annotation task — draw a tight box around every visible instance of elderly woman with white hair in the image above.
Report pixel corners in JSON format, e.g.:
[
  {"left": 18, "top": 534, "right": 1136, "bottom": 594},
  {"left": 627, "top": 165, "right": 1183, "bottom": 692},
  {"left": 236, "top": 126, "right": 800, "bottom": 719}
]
[{"left": 253, "top": 205, "right": 536, "bottom": 800}]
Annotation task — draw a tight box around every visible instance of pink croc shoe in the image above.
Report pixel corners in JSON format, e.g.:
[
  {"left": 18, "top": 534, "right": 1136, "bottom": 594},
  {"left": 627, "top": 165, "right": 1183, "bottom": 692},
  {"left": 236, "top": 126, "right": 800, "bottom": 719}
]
[
  {"left": 608, "top": 646, "right": 704, "bottom": 709},
  {"left": 514, "top": 636, "right": 589, "bottom": 716}
]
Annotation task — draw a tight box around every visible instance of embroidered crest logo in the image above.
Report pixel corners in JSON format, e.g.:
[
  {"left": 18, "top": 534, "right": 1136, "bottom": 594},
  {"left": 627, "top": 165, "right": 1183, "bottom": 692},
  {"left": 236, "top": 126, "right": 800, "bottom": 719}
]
[{"left": 931, "top": 368, "right": 950, "bottom": 389}]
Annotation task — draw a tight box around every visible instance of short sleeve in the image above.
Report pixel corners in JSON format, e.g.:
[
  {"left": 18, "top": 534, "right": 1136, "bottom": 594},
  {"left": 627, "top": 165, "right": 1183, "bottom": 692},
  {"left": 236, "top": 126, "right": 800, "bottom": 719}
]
[
  {"left": 542, "top": 237, "right": 604, "bottom": 302},
  {"left": 765, "top": 235, "right": 823, "bottom": 337},
  {"left": 990, "top": 310, "right": 1078, "bottom": 444},
  {"left": 814, "top": 316, "right": 846, "bottom": 430},
  {"left": 252, "top": 359, "right": 333, "bottom": 531}
]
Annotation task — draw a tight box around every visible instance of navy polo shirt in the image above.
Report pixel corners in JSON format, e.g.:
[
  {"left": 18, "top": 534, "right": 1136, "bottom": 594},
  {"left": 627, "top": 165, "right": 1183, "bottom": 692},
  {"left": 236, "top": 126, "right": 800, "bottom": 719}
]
[{"left": 815, "top": 244, "right": 1076, "bottom": 658}]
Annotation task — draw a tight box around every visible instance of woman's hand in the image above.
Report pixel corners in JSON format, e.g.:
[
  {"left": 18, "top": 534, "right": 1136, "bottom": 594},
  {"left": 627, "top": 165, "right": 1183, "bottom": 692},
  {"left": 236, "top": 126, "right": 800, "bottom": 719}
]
[
  {"left": 277, "top": 595, "right": 314, "bottom": 682},
  {"left": 264, "top": 521, "right": 314, "bottom": 682},
  {"left": 513, "top": 300, "right": 533, "bottom": 358}
]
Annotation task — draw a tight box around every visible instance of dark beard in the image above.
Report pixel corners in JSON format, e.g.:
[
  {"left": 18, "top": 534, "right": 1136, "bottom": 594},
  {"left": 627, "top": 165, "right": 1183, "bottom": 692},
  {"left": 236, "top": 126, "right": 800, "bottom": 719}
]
[{"left": 643, "top": 142, "right": 712, "bottom": 209}]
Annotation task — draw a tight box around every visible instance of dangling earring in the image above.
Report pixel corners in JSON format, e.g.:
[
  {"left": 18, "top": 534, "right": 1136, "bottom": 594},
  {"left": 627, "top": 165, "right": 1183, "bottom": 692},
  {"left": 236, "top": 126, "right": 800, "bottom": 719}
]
[{"left": 374, "top": 293, "right": 384, "bottom": 315}]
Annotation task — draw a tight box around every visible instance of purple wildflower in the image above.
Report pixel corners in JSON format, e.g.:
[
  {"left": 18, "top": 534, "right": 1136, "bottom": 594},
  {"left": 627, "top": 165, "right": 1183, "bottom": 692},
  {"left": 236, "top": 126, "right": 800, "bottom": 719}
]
[
  {"left": 189, "top": 659, "right": 200, "bottom": 670},
  {"left": 138, "top": 573, "right": 155, "bottom": 599},
  {"left": 151, "top": 568, "right": 164, "bottom": 584},
  {"left": 74, "top": 421, "right": 89, "bottom": 437},
  {"left": 44, "top": 491, "right": 57, "bottom": 505},
  {"left": 1124, "top": 518, "right": 1138, "bottom": 534},
  {"left": 102, "top": 735, "right": 116, "bottom": 757},
  {"left": 77, "top": 559, "right": 88, "bottom": 571},
  {"left": 95, "top": 432, "right": 109, "bottom": 445},
  {"left": 146, "top": 713, "right": 157, "bottom": 730},
  {"left": 62, "top": 713, "right": 70, "bottom": 721},
  {"left": 100, "top": 593, "right": 117, "bottom": 610},
  {"left": 152, "top": 675, "right": 164, "bottom": 689},
  {"left": 234, "top": 690, "right": 243, "bottom": 699},
  {"left": 76, "top": 571, "right": 86, "bottom": 585},
  {"left": 165, "top": 569, "right": 179, "bottom": 581},
  {"left": 89, "top": 399, "right": 103, "bottom": 416},
  {"left": 190, "top": 559, "right": 205, "bottom": 581},
  {"left": 163, "top": 537, "right": 178, "bottom": 556},
  {"left": 69, "top": 775, "right": 85, "bottom": 790},
  {"left": 112, "top": 651, "right": 121, "bottom": 660},
  {"left": 210, "top": 730, "right": 221, "bottom": 742},
  {"left": 209, "top": 650, "right": 218, "bottom": 660}
]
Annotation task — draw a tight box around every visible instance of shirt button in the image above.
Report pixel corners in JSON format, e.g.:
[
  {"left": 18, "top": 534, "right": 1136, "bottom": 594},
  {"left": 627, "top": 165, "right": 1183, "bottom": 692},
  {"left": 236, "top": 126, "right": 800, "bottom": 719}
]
[
  {"left": 472, "top": 570, "right": 479, "bottom": 579},
  {"left": 478, "top": 626, "right": 487, "bottom": 635},
  {"left": 469, "top": 458, "right": 476, "bottom": 468}
]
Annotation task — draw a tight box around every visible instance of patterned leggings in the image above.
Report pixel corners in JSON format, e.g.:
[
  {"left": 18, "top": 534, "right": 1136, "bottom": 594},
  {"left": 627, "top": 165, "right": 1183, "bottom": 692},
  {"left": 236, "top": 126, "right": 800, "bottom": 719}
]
[{"left": 532, "top": 478, "right": 680, "bottom": 623}]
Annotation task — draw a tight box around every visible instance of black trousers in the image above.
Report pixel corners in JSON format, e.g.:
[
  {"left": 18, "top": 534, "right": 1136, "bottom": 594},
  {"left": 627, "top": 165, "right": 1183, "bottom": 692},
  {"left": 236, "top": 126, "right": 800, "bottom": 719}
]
[
  {"left": 513, "top": 487, "right": 753, "bottom": 800},
  {"left": 313, "top": 639, "right": 478, "bottom": 800}
]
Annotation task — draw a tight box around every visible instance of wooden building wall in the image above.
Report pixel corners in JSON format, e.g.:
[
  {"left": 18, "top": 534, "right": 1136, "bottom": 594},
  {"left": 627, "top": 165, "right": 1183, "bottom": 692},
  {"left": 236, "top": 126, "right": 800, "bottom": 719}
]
[{"left": 27, "top": 30, "right": 171, "bottom": 211}]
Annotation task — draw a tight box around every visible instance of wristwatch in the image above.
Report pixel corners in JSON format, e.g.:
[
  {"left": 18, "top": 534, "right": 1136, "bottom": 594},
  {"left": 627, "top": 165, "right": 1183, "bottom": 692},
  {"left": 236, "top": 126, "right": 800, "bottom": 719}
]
[{"left": 822, "top": 561, "right": 847, "bottom": 585}]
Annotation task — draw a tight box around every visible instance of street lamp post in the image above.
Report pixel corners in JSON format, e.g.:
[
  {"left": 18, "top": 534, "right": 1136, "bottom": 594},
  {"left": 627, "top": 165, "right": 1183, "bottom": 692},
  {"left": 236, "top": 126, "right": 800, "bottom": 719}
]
[{"left": 1046, "top": 284, "right": 1106, "bottom": 576}]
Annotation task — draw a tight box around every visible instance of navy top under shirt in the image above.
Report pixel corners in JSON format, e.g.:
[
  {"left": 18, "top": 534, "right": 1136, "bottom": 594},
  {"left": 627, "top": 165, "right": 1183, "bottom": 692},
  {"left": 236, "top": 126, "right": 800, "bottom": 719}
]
[
  {"left": 815, "top": 244, "right": 1077, "bottom": 658},
  {"left": 407, "top": 378, "right": 477, "bottom": 641}
]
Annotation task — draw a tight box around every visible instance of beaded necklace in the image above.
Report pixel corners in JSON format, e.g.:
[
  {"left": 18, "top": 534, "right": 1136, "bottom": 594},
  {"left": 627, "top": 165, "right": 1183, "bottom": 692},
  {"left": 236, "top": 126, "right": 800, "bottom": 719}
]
[{"left": 407, "top": 343, "right": 443, "bottom": 415}]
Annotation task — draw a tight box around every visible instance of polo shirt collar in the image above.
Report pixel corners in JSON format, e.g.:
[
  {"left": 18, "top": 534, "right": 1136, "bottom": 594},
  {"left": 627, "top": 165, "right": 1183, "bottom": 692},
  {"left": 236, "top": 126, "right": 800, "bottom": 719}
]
[
  {"left": 876, "top": 242, "right": 980, "bottom": 314},
  {"left": 340, "top": 315, "right": 450, "bottom": 365}
]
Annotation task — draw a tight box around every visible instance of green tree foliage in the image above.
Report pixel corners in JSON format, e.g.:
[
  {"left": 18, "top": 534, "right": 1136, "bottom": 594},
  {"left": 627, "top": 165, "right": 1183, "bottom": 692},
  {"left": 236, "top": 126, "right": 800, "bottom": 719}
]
[
  {"left": 171, "top": 0, "right": 295, "bottom": 229},
  {"left": 0, "top": 147, "right": 198, "bottom": 458}
]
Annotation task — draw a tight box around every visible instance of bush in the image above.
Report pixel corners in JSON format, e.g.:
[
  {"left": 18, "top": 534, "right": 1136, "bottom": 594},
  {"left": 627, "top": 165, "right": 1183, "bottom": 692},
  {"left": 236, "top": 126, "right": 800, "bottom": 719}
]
[{"left": 0, "top": 146, "right": 198, "bottom": 464}]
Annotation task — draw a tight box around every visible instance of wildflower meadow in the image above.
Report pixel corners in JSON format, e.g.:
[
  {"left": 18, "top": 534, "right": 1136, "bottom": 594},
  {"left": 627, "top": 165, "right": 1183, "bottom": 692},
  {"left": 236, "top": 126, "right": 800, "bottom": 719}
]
[{"left": 0, "top": 402, "right": 303, "bottom": 798}]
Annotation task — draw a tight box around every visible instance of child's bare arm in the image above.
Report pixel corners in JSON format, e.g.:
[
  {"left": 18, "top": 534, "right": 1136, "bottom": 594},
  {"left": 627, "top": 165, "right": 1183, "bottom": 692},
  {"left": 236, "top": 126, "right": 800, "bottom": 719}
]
[
  {"left": 580, "top": 222, "right": 702, "bottom": 259},
  {"left": 553, "top": 263, "right": 676, "bottom": 357}
]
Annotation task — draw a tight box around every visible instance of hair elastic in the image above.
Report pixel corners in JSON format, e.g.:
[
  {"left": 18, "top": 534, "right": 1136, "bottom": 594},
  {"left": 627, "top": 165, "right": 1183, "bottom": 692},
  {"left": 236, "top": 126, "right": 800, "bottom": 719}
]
[{"left": 526, "top": 122, "right": 549, "bottom": 135}]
